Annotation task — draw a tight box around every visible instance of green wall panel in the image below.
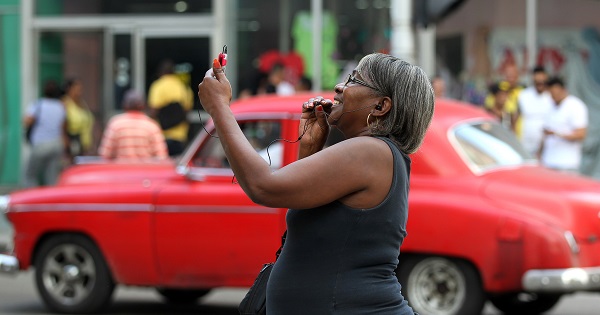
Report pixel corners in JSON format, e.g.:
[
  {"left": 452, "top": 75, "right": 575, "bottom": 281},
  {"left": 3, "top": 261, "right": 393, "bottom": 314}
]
[
  {"left": 36, "top": 0, "right": 63, "bottom": 16},
  {"left": 39, "top": 32, "right": 64, "bottom": 90},
  {"left": 0, "top": 1, "right": 20, "bottom": 186}
]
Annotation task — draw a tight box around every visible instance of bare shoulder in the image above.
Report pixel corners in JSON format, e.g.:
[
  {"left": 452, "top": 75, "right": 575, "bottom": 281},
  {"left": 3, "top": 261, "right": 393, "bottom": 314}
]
[
  {"left": 326, "top": 136, "right": 392, "bottom": 160},
  {"left": 325, "top": 137, "right": 394, "bottom": 208}
]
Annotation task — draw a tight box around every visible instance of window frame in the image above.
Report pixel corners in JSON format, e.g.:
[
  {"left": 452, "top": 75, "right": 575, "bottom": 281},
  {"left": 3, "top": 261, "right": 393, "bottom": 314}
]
[{"left": 447, "top": 118, "right": 538, "bottom": 175}]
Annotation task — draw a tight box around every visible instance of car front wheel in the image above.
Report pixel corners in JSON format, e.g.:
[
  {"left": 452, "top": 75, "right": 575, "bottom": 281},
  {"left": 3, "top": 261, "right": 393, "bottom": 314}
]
[
  {"left": 489, "top": 292, "right": 562, "bottom": 315},
  {"left": 34, "top": 234, "right": 115, "bottom": 314},
  {"left": 397, "top": 256, "right": 485, "bottom": 315}
]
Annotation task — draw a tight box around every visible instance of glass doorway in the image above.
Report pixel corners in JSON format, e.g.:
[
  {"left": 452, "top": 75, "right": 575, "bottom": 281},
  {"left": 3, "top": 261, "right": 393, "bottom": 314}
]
[
  {"left": 136, "top": 30, "right": 212, "bottom": 141},
  {"left": 34, "top": 27, "right": 213, "bottom": 154},
  {"left": 143, "top": 36, "right": 210, "bottom": 110},
  {"left": 31, "top": 16, "right": 216, "bottom": 125}
]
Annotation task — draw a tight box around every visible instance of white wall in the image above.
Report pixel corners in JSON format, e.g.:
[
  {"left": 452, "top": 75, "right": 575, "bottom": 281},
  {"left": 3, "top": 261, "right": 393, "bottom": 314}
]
[{"left": 436, "top": 0, "right": 600, "bottom": 77}]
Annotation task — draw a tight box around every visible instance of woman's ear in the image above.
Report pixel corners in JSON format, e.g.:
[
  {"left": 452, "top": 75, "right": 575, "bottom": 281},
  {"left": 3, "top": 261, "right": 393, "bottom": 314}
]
[{"left": 373, "top": 96, "right": 392, "bottom": 117}]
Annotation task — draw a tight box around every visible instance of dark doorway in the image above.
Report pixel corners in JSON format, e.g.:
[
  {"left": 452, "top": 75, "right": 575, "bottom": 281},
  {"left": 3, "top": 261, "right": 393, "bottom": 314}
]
[{"left": 144, "top": 37, "right": 210, "bottom": 110}]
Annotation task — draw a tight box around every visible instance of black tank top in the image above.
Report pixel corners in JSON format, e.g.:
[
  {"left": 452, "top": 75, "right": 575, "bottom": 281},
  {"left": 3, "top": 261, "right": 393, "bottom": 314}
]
[{"left": 266, "top": 137, "right": 415, "bottom": 314}]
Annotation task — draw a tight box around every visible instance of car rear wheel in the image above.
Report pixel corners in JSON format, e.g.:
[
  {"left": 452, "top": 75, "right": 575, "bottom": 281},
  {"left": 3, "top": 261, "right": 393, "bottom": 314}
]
[
  {"left": 157, "top": 288, "right": 211, "bottom": 304},
  {"left": 34, "top": 234, "right": 115, "bottom": 314},
  {"left": 397, "top": 256, "right": 485, "bottom": 315},
  {"left": 489, "top": 292, "right": 562, "bottom": 315}
]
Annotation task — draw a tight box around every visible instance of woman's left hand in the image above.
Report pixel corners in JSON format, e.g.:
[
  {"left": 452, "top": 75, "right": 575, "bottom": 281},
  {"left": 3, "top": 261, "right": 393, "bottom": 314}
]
[
  {"left": 198, "top": 59, "right": 232, "bottom": 115},
  {"left": 298, "top": 96, "right": 332, "bottom": 159}
]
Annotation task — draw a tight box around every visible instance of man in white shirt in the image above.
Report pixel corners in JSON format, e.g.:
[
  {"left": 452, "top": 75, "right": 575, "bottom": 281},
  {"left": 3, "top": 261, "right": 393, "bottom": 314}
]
[
  {"left": 518, "top": 66, "right": 553, "bottom": 156},
  {"left": 540, "top": 77, "right": 588, "bottom": 172}
]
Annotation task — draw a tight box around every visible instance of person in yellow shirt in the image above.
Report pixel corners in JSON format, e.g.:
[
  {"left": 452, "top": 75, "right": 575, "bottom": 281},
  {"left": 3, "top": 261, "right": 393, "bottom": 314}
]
[
  {"left": 62, "top": 78, "right": 95, "bottom": 159},
  {"left": 148, "top": 60, "right": 194, "bottom": 156},
  {"left": 484, "top": 64, "right": 524, "bottom": 136}
]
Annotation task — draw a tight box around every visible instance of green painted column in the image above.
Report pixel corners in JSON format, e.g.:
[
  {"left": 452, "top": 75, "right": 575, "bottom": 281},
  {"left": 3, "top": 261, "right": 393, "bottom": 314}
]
[
  {"left": 0, "top": 0, "right": 20, "bottom": 186},
  {"left": 37, "top": 0, "right": 64, "bottom": 88}
]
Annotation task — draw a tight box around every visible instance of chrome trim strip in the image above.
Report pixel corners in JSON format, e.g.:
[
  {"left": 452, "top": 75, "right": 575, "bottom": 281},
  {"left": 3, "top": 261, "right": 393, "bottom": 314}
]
[
  {"left": 188, "top": 168, "right": 234, "bottom": 177},
  {"left": 10, "top": 203, "right": 277, "bottom": 214},
  {"left": 564, "top": 231, "right": 580, "bottom": 254},
  {"left": 156, "top": 205, "right": 277, "bottom": 214},
  {"left": 11, "top": 203, "right": 153, "bottom": 212}
]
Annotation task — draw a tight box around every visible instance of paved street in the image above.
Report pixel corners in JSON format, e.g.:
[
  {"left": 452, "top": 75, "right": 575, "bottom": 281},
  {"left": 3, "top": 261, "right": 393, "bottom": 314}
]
[
  {"left": 1, "top": 214, "right": 599, "bottom": 315},
  {"left": 0, "top": 270, "right": 599, "bottom": 315}
]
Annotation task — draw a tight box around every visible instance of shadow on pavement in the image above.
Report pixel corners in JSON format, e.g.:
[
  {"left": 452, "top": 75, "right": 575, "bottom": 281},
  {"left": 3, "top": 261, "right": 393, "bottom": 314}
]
[
  {"left": 101, "top": 301, "right": 239, "bottom": 315},
  {"left": 3, "top": 301, "right": 240, "bottom": 315}
]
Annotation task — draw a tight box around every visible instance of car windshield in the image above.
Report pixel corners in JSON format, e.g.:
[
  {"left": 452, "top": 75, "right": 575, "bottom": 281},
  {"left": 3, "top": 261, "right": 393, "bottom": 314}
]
[
  {"left": 191, "top": 120, "right": 282, "bottom": 169},
  {"left": 451, "top": 121, "right": 535, "bottom": 172}
]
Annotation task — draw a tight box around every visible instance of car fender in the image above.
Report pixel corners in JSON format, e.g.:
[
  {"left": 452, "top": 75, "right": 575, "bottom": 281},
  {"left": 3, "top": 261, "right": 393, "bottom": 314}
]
[{"left": 403, "top": 189, "right": 530, "bottom": 292}]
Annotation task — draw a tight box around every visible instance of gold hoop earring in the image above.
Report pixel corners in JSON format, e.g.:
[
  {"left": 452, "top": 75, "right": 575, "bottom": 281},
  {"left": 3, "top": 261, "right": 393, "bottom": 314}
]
[{"left": 367, "top": 113, "right": 380, "bottom": 130}]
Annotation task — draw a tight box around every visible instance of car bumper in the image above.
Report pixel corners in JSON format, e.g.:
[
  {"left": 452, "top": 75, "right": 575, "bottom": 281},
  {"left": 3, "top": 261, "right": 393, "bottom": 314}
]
[
  {"left": 523, "top": 267, "right": 600, "bottom": 292},
  {"left": 0, "top": 253, "right": 19, "bottom": 275}
]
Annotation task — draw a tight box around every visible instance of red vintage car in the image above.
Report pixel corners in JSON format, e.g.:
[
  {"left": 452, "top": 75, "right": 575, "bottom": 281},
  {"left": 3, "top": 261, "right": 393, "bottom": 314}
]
[{"left": 2, "top": 93, "right": 600, "bottom": 315}]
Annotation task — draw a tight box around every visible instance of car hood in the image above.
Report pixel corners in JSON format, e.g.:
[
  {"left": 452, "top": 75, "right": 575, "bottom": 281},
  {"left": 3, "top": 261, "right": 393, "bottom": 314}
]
[
  {"left": 481, "top": 166, "right": 600, "bottom": 239},
  {"left": 7, "top": 161, "right": 180, "bottom": 206},
  {"left": 57, "top": 161, "right": 178, "bottom": 186}
]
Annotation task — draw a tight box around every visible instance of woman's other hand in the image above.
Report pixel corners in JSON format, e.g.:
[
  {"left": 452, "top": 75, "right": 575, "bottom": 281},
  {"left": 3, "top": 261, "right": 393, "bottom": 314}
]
[
  {"left": 299, "top": 96, "right": 333, "bottom": 159},
  {"left": 198, "top": 59, "right": 233, "bottom": 116}
]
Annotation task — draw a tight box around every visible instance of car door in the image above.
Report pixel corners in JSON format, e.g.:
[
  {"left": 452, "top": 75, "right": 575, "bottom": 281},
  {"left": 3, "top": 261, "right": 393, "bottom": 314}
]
[{"left": 153, "top": 118, "right": 286, "bottom": 288}]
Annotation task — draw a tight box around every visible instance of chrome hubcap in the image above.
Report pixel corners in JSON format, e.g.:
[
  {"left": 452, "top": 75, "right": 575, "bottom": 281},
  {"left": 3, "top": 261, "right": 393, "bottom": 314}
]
[
  {"left": 42, "top": 244, "right": 96, "bottom": 305},
  {"left": 407, "top": 258, "right": 466, "bottom": 315},
  {"left": 63, "top": 265, "right": 80, "bottom": 282}
]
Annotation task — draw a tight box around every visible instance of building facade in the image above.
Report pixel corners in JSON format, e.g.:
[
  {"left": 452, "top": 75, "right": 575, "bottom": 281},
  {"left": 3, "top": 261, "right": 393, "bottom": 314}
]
[{"left": 2, "top": 0, "right": 600, "bottom": 188}]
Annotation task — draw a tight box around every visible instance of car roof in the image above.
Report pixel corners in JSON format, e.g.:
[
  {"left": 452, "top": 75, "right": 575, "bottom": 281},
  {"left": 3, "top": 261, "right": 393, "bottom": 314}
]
[
  {"left": 230, "top": 92, "right": 333, "bottom": 115},
  {"left": 230, "top": 93, "right": 492, "bottom": 131}
]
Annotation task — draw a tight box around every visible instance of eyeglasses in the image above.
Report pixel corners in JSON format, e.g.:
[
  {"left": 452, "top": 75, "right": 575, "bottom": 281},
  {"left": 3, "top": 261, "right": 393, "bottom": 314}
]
[{"left": 344, "top": 73, "right": 380, "bottom": 92}]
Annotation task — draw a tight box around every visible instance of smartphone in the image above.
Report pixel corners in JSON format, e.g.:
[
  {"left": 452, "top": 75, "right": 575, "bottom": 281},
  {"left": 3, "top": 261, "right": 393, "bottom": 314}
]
[{"left": 218, "top": 45, "right": 228, "bottom": 68}]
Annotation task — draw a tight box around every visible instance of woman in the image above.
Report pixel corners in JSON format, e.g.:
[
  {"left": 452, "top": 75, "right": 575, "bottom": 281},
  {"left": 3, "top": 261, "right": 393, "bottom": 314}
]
[
  {"left": 62, "top": 78, "right": 95, "bottom": 157},
  {"left": 198, "top": 53, "right": 434, "bottom": 314},
  {"left": 23, "top": 80, "right": 68, "bottom": 187}
]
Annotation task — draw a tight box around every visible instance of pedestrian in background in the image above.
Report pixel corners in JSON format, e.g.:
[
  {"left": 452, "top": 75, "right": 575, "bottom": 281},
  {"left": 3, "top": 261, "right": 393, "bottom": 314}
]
[
  {"left": 485, "top": 64, "right": 524, "bottom": 135},
  {"left": 198, "top": 53, "right": 434, "bottom": 314},
  {"left": 264, "top": 63, "right": 295, "bottom": 96},
  {"left": 431, "top": 75, "right": 447, "bottom": 99},
  {"left": 23, "top": 80, "right": 68, "bottom": 187},
  {"left": 62, "top": 78, "right": 95, "bottom": 159},
  {"left": 540, "top": 77, "right": 588, "bottom": 172},
  {"left": 98, "top": 90, "right": 167, "bottom": 161},
  {"left": 517, "top": 66, "right": 553, "bottom": 156},
  {"left": 148, "top": 59, "right": 193, "bottom": 157},
  {"left": 487, "top": 81, "right": 517, "bottom": 131},
  {"left": 295, "top": 76, "right": 312, "bottom": 92}
]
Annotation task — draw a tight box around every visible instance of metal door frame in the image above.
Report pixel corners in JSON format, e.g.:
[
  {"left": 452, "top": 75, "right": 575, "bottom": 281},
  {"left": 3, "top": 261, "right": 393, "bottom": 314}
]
[{"left": 21, "top": 0, "right": 222, "bottom": 116}]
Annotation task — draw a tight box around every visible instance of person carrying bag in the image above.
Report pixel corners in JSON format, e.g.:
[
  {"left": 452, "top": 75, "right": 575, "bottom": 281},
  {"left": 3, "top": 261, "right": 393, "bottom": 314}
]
[{"left": 238, "top": 231, "right": 286, "bottom": 315}]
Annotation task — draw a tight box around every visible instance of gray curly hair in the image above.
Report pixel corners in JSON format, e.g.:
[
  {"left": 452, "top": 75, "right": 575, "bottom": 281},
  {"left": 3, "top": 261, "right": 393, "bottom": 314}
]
[{"left": 356, "top": 53, "right": 435, "bottom": 154}]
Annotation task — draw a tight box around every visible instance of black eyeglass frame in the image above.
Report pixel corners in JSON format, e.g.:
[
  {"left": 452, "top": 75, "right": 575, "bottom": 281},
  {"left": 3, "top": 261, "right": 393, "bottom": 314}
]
[{"left": 344, "top": 73, "right": 380, "bottom": 92}]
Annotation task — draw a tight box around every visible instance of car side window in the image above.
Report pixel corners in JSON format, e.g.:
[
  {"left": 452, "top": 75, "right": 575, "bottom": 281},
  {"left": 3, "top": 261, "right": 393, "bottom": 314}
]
[
  {"left": 192, "top": 120, "right": 282, "bottom": 169},
  {"left": 452, "top": 121, "right": 533, "bottom": 171}
]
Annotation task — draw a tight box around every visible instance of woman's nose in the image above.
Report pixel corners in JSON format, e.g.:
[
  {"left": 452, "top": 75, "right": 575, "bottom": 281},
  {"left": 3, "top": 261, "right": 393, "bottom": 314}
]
[{"left": 334, "top": 82, "right": 345, "bottom": 94}]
